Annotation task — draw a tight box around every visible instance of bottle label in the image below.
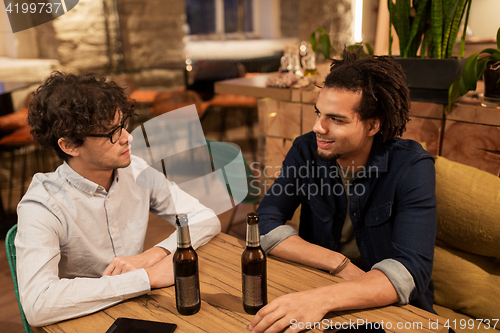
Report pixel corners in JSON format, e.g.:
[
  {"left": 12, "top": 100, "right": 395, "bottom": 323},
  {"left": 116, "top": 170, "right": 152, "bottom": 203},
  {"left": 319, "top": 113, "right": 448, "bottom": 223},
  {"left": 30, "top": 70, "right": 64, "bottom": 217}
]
[
  {"left": 175, "top": 275, "right": 200, "bottom": 307},
  {"left": 242, "top": 274, "right": 264, "bottom": 307}
]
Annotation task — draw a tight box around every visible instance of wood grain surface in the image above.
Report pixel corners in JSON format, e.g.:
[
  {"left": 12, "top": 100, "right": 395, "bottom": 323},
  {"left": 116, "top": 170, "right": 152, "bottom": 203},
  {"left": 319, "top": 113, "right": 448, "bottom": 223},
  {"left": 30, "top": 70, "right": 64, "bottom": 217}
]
[{"left": 33, "top": 233, "right": 448, "bottom": 333}]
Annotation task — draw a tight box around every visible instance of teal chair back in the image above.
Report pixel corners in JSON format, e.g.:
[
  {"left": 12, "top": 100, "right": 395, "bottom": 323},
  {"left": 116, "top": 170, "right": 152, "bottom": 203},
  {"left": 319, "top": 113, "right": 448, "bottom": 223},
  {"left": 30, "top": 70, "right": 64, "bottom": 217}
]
[
  {"left": 5, "top": 224, "right": 33, "bottom": 333},
  {"left": 205, "top": 139, "right": 260, "bottom": 232}
]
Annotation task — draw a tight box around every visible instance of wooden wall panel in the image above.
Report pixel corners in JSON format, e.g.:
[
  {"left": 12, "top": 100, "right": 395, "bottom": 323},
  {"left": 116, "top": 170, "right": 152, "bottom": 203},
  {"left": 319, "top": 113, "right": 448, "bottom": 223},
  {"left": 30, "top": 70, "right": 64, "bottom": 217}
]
[{"left": 441, "top": 121, "right": 500, "bottom": 176}]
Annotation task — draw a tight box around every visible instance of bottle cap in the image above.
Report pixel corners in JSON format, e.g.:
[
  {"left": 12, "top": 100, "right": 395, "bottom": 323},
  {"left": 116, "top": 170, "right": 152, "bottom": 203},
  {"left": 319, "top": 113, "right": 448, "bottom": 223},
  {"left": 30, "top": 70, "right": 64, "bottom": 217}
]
[
  {"left": 247, "top": 212, "right": 259, "bottom": 225},
  {"left": 176, "top": 214, "right": 188, "bottom": 227}
]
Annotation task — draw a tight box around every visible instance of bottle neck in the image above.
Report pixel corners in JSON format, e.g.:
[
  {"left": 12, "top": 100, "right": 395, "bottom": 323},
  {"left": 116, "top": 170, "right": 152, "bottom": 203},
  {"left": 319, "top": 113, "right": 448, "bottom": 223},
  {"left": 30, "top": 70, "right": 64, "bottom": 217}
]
[
  {"left": 177, "top": 225, "right": 192, "bottom": 248},
  {"left": 246, "top": 224, "right": 260, "bottom": 247}
]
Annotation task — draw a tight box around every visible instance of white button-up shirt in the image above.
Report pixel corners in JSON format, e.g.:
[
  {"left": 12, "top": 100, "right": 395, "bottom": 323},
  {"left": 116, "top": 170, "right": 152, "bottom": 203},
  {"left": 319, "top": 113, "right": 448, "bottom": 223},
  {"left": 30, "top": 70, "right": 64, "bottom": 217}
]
[{"left": 15, "top": 156, "right": 220, "bottom": 327}]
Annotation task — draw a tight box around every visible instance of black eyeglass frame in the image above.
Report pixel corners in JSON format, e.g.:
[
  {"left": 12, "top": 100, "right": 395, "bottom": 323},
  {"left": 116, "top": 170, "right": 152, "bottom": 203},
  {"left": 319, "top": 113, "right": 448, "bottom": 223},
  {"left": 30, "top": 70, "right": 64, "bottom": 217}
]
[{"left": 88, "top": 119, "right": 130, "bottom": 144}]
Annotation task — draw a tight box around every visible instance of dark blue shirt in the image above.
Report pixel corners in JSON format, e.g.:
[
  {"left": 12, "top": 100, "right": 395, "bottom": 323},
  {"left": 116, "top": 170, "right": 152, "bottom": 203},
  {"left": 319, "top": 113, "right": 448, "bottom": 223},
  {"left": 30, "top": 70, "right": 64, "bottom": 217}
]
[{"left": 257, "top": 131, "right": 437, "bottom": 313}]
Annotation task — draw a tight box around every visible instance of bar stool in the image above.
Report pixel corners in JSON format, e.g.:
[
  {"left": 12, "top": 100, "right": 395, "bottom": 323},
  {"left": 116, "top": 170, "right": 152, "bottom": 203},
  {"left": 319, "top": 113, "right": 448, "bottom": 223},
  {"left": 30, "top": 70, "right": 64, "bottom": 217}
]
[
  {"left": 206, "top": 93, "right": 258, "bottom": 161},
  {"left": 150, "top": 90, "right": 210, "bottom": 120},
  {"left": 0, "top": 125, "right": 59, "bottom": 213}
]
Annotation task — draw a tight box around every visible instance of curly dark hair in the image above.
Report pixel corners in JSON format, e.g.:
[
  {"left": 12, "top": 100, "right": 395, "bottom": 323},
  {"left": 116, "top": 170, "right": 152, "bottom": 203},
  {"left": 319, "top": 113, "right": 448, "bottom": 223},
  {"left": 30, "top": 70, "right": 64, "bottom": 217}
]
[
  {"left": 324, "top": 48, "right": 410, "bottom": 140},
  {"left": 28, "top": 71, "right": 135, "bottom": 160}
]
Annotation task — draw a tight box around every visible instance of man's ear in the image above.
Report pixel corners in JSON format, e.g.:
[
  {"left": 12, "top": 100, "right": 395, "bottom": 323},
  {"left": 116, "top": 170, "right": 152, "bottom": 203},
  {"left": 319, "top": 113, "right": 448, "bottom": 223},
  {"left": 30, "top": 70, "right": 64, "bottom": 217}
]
[
  {"left": 367, "top": 118, "right": 381, "bottom": 137},
  {"left": 58, "top": 138, "right": 80, "bottom": 157}
]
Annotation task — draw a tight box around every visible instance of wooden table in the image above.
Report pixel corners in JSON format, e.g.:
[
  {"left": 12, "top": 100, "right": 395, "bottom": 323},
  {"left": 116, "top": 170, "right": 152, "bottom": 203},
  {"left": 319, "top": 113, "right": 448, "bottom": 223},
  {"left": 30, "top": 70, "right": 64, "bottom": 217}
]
[{"left": 33, "top": 233, "right": 448, "bottom": 333}]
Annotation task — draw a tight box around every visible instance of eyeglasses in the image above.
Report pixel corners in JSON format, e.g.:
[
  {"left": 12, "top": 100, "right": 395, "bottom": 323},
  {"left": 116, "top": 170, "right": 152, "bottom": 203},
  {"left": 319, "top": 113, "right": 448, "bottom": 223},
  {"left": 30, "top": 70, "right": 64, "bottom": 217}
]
[{"left": 88, "top": 119, "right": 130, "bottom": 144}]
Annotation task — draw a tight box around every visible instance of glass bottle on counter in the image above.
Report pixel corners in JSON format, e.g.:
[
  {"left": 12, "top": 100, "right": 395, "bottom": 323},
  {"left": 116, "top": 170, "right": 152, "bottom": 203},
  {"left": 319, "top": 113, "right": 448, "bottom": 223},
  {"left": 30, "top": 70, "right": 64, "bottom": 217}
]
[
  {"left": 291, "top": 44, "right": 304, "bottom": 77},
  {"left": 173, "top": 214, "right": 201, "bottom": 315},
  {"left": 301, "top": 42, "right": 317, "bottom": 77},
  {"left": 241, "top": 212, "right": 267, "bottom": 315},
  {"left": 280, "top": 45, "right": 293, "bottom": 73}
]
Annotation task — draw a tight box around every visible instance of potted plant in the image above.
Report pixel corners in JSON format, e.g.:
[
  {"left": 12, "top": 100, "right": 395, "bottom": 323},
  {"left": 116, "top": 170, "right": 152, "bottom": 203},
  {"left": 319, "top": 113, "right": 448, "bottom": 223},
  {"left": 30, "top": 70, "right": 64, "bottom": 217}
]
[
  {"left": 310, "top": 28, "right": 332, "bottom": 62},
  {"left": 388, "top": 0, "right": 472, "bottom": 104},
  {"left": 448, "top": 27, "right": 500, "bottom": 111}
]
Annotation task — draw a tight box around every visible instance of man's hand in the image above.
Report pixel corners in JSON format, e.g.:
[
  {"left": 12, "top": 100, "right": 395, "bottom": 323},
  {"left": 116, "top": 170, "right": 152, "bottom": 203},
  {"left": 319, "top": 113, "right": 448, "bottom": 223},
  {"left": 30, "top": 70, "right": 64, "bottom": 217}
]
[
  {"left": 249, "top": 287, "right": 331, "bottom": 333},
  {"left": 102, "top": 247, "right": 170, "bottom": 276},
  {"left": 249, "top": 270, "right": 400, "bottom": 333},
  {"left": 145, "top": 255, "right": 175, "bottom": 288}
]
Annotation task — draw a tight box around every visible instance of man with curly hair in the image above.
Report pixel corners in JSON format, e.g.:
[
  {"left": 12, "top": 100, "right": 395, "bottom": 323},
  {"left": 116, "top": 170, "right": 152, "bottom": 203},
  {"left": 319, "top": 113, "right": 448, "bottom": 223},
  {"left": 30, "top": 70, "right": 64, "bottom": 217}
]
[
  {"left": 15, "top": 72, "right": 220, "bottom": 327},
  {"left": 250, "top": 49, "right": 437, "bottom": 332}
]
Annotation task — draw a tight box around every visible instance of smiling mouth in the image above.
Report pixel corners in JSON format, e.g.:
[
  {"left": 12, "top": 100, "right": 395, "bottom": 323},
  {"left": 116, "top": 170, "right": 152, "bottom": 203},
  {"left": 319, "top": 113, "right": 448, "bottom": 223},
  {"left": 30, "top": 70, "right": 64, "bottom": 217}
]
[{"left": 317, "top": 138, "right": 335, "bottom": 149}]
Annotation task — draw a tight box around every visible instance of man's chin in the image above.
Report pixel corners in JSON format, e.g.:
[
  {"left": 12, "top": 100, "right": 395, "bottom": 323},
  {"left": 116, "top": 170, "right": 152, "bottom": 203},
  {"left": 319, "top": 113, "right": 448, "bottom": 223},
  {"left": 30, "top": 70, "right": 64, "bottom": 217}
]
[
  {"left": 316, "top": 149, "right": 340, "bottom": 162},
  {"left": 117, "top": 156, "right": 132, "bottom": 169}
]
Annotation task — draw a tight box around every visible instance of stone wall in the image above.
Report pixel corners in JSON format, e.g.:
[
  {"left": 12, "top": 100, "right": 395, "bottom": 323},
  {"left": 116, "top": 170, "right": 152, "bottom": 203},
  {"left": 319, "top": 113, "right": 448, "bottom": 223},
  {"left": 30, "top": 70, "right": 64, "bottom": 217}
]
[
  {"left": 280, "top": 0, "right": 355, "bottom": 57},
  {"left": 33, "top": 0, "right": 185, "bottom": 88}
]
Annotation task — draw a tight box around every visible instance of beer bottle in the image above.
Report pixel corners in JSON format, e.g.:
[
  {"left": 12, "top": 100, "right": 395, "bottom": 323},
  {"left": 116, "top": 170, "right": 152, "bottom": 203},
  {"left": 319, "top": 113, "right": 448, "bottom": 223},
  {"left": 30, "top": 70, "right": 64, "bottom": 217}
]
[
  {"left": 241, "top": 212, "right": 267, "bottom": 314},
  {"left": 173, "top": 214, "right": 201, "bottom": 315}
]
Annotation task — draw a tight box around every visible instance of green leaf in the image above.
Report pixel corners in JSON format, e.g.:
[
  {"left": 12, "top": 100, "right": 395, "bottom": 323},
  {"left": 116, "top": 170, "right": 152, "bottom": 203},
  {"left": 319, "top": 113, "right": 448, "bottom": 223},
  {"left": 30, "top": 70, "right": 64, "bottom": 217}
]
[
  {"left": 447, "top": 76, "right": 461, "bottom": 113},
  {"left": 404, "top": 0, "right": 430, "bottom": 57},
  {"left": 459, "top": 0, "right": 472, "bottom": 57},
  {"left": 476, "top": 58, "right": 489, "bottom": 78},
  {"left": 457, "top": 76, "right": 469, "bottom": 96},
  {"left": 319, "top": 34, "right": 331, "bottom": 59},
  {"left": 394, "top": 0, "right": 411, "bottom": 56},
  {"left": 462, "top": 54, "right": 479, "bottom": 90},
  {"left": 388, "top": 0, "right": 394, "bottom": 55},
  {"left": 444, "top": 0, "right": 468, "bottom": 58},
  {"left": 365, "top": 43, "right": 374, "bottom": 55},
  {"left": 489, "top": 53, "right": 500, "bottom": 62},
  {"left": 431, "top": 0, "right": 444, "bottom": 58},
  {"left": 422, "top": 27, "right": 433, "bottom": 57},
  {"left": 497, "top": 27, "right": 500, "bottom": 51},
  {"left": 310, "top": 31, "right": 317, "bottom": 52},
  {"left": 441, "top": 0, "right": 458, "bottom": 55},
  {"left": 479, "top": 48, "right": 500, "bottom": 56}
]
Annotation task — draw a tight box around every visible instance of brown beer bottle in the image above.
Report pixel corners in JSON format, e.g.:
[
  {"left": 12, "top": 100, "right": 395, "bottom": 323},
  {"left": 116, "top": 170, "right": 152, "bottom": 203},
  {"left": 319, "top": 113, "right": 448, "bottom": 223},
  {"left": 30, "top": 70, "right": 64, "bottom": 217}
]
[
  {"left": 173, "top": 214, "right": 201, "bottom": 315},
  {"left": 241, "top": 212, "right": 267, "bottom": 314}
]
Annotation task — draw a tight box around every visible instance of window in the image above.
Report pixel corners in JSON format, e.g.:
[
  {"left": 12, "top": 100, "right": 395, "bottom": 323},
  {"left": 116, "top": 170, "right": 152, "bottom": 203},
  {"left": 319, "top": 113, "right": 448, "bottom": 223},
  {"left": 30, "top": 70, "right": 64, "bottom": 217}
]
[{"left": 185, "top": 0, "right": 253, "bottom": 36}]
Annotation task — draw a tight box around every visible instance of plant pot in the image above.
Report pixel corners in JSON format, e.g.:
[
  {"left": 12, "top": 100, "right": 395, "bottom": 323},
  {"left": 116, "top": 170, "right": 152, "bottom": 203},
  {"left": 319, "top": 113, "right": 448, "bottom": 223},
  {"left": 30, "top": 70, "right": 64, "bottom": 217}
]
[
  {"left": 481, "top": 63, "right": 500, "bottom": 108},
  {"left": 392, "top": 57, "right": 467, "bottom": 104}
]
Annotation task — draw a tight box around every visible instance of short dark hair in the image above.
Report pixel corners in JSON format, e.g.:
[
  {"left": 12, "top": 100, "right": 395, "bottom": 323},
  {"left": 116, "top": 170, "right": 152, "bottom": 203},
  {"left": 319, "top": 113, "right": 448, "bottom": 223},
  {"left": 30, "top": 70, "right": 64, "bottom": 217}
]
[
  {"left": 324, "top": 48, "right": 410, "bottom": 140},
  {"left": 28, "top": 71, "right": 135, "bottom": 160}
]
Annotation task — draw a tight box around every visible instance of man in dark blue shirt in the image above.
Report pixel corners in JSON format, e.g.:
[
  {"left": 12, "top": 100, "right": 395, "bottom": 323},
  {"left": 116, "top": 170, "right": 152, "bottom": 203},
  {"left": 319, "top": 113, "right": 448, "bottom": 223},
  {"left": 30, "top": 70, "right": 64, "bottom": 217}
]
[{"left": 250, "top": 49, "right": 437, "bottom": 333}]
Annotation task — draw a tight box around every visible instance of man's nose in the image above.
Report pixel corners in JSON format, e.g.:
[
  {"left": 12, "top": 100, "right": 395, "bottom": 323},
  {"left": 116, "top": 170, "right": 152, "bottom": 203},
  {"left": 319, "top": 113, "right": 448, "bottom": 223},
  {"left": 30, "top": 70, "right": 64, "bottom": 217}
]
[{"left": 313, "top": 116, "right": 327, "bottom": 135}]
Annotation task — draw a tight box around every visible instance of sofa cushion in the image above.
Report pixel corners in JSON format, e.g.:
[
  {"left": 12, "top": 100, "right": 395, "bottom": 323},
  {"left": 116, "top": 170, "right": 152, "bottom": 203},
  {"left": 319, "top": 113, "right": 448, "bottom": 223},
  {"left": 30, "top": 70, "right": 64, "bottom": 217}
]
[
  {"left": 434, "top": 156, "right": 500, "bottom": 259},
  {"left": 433, "top": 304, "right": 499, "bottom": 332},
  {"left": 432, "top": 242, "right": 500, "bottom": 322}
]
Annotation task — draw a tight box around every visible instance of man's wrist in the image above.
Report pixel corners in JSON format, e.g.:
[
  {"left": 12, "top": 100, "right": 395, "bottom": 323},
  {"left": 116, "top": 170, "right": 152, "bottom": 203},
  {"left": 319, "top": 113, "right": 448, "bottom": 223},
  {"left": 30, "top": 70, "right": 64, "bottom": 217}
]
[
  {"left": 144, "top": 246, "right": 170, "bottom": 266},
  {"left": 154, "top": 246, "right": 171, "bottom": 258},
  {"left": 329, "top": 252, "right": 347, "bottom": 273},
  {"left": 330, "top": 256, "right": 351, "bottom": 276}
]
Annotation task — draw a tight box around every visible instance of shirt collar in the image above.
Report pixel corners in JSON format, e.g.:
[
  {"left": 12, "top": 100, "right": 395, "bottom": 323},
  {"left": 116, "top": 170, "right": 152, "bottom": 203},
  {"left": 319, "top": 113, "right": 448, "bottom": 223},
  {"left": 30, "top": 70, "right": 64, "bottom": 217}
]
[
  {"left": 361, "top": 133, "right": 390, "bottom": 177},
  {"left": 59, "top": 162, "right": 121, "bottom": 196}
]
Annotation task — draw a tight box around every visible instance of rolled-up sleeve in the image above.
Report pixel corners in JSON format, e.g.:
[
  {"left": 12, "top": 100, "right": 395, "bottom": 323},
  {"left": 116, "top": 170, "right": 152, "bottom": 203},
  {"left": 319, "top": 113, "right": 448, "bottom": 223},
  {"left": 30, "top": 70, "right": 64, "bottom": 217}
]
[
  {"left": 260, "top": 225, "right": 297, "bottom": 253},
  {"left": 372, "top": 259, "right": 415, "bottom": 304}
]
